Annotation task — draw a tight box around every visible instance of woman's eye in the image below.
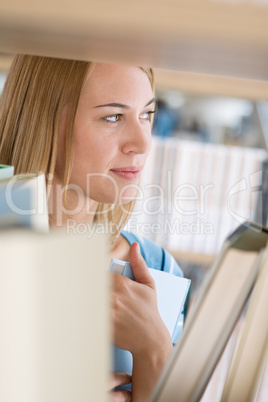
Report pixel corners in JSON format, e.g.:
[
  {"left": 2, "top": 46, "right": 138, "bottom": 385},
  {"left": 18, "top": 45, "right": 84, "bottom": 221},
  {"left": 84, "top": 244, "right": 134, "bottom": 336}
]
[
  {"left": 104, "top": 114, "right": 122, "bottom": 123},
  {"left": 140, "top": 110, "right": 156, "bottom": 121}
]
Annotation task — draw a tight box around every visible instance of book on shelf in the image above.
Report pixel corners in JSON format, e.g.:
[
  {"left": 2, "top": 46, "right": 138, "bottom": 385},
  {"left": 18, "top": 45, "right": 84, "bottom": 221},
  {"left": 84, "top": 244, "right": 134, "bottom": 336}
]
[
  {"left": 130, "top": 137, "right": 267, "bottom": 256},
  {"left": 255, "top": 157, "right": 268, "bottom": 227},
  {"left": 0, "top": 172, "right": 49, "bottom": 232},
  {"left": 221, "top": 244, "right": 268, "bottom": 401},
  {"left": 150, "top": 220, "right": 268, "bottom": 402},
  {"left": 109, "top": 258, "right": 190, "bottom": 389},
  {"left": 0, "top": 164, "right": 14, "bottom": 180}
]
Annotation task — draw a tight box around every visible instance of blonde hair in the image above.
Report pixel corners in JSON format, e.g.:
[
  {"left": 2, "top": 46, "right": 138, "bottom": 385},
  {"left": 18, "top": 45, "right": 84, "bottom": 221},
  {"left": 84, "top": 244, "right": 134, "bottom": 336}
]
[{"left": 0, "top": 55, "right": 154, "bottom": 237}]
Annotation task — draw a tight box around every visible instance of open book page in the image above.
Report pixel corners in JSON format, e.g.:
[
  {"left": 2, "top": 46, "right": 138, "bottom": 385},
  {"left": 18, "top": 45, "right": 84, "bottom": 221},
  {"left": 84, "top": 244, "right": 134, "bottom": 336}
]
[
  {"left": 255, "top": 360, "right": 268, "bottom": 402},
  {"left": 149, "top": 222, "right": 268, "bottom": 402},
  {"left": 221, "top": 247, "right": 268, "bottom": 401},
  {"left": 150, "top": 239, "right": 263, "bottom": 402},
  {"left": 200, "top": 314, "right": 246, "bottom": 402}
]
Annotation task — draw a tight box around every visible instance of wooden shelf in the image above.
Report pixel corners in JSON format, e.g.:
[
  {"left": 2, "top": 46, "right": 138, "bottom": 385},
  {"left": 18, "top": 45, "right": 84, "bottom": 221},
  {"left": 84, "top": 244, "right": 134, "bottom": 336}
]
[
  {"left": 1, "top": 53, "right": 268, "bottom": 100},
  {"left": 154, "top": 69, "right": 268, "bottom": 100},
  {"left": 168, "top": 250, "right": 215, "bottom": 266},
  {"left": 0, "top": 0, "right": 268, "bottom": 84},
  {"left": 0, "top": 53, "right": 13, "bottom": 73}
]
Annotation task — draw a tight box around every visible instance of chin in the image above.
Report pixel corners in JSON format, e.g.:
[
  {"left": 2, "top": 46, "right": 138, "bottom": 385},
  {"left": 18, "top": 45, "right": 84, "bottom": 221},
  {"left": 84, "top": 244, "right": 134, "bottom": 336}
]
[
  {"left": 99, "top": 187, "right": 138, "bottom": 204},
  {"left": 93, "top": 194, "right": 136, "bottom": 205},
  {"left": 89, "top": 183, "right": 139, "bottom": 205}
]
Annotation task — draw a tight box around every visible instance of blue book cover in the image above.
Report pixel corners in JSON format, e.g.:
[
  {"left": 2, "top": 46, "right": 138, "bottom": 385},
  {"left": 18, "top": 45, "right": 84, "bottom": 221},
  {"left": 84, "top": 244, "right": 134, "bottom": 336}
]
[
  {"left": 0, "top": 186, "right": 32, "bottom": 228},
  {"left": 109, "top": 259, "right": 190, "bottom": 389}
]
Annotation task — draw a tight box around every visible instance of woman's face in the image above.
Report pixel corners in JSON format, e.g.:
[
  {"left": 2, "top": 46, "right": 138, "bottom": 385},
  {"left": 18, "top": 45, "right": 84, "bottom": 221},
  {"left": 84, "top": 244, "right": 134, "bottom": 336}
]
[{"left": 57, "top": 63, "right": 154, "bottom": 209}]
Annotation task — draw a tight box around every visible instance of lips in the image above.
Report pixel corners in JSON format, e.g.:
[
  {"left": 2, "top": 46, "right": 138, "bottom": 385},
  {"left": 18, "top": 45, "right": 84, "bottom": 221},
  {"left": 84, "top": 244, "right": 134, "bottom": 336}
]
[{"left": 110, "top": 166, "right": 142, "bottom": 180}]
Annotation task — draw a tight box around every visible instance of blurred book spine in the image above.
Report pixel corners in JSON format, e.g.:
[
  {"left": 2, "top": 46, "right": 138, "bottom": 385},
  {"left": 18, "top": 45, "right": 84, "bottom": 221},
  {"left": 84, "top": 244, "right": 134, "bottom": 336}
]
[
  {"left": 0, "top": 164, "right": 14, "bottom": 180},
  {"left": 129, "top": 137, "right": 267, "bottom": 256},
  {"left": 0, "top": 173, "right": 49, "bottom": 233}
]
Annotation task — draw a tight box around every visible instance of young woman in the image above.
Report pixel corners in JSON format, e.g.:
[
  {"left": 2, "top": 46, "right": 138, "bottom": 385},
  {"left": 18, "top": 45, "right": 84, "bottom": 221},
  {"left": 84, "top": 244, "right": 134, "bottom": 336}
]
[{"left": 0, "top": 56, "right": 183, "bottom": 402}]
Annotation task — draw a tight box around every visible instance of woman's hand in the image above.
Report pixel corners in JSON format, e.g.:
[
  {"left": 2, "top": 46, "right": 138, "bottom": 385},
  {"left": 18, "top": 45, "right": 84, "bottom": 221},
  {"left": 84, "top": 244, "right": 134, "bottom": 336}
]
[
  {"left": 111, "top": 242, "right": 173, "bottom": 402},
  {"left": 111, "top": 242, "right": 171, "bottom": 355},
  {"left": 109, "top": 372, "right": 132, "bottom": 402}
]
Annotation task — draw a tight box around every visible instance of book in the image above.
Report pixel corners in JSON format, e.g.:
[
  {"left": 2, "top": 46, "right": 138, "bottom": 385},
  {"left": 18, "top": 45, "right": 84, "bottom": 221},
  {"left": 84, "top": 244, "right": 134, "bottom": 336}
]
[
  {"left": 255, "top": 359, "right": 268, "bottom": 402},
  {"left": 221, "top": 245, "right": 268, "bottom": 401},
  {"left": 199, "top": 316, "right": 246, "bottom": 402},
  {"left": 0, "top": 173, "right": 49, "bottom": 232},
  {"left": 255, "top": 158, "right": 268, "bottom": 227},
  {"left": 0, "top": 164, "right": 14, "bottom": 180},
  {"left": 150, "top": 221, "right": 268, "bottom": 402},
  {"left": 109, "top": 258, "right": 190, "bottom": 385},
  {"left": 0, "top": 229, "right": 109, "bottom": 402}
]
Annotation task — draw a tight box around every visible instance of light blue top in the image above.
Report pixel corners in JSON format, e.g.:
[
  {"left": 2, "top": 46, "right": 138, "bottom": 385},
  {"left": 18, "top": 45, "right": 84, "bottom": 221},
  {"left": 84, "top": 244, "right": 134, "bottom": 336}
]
[{"left": 121, "top": 230, "right": 183, "bottom": 279}]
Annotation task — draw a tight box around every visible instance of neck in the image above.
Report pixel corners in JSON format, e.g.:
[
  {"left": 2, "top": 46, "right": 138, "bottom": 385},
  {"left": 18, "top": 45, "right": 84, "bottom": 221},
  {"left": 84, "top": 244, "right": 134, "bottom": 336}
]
[{"left": 48, "top": 174, "right": 99, "bottom": 229}]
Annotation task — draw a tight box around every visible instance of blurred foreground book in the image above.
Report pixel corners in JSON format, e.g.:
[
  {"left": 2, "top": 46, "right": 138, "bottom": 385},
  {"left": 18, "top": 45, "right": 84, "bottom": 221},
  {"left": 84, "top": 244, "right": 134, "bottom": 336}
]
[{"left": 0, "top": 229, "right": 109, "bottom": 402}]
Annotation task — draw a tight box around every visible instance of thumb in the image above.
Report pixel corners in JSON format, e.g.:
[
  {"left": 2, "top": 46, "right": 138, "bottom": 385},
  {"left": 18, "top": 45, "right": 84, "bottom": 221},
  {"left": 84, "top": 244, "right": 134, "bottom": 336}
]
[{"left": 129, "top": 242, "right": 155, "bottom": 289}]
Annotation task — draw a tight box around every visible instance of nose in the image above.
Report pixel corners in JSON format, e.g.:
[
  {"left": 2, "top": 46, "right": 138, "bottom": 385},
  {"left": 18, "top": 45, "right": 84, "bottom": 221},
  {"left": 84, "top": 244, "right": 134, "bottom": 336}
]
[{"left": 121, "top": 118, "right": 151, "bottom": 155}]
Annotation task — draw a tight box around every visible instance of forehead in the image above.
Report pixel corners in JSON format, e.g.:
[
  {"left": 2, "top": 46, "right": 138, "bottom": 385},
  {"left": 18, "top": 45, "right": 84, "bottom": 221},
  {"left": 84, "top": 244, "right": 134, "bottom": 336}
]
[{"left": 80, "top": 63, "right": 153, "bottom": 105}]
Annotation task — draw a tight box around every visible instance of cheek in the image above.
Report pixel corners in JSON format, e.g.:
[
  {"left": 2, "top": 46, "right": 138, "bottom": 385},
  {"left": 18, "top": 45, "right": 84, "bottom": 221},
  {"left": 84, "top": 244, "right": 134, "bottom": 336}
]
[
  {"left": 73, "top": 123, "right": 104, "bottom": 167},
  {"left": 147, "top": 133, "right": 152, "bottom": 154},
  {"left": 70, "top": 127, "right": 117, "bottom": 196},
  {"left": 73, "top": 118, "right": 117, "bottom": 164}
]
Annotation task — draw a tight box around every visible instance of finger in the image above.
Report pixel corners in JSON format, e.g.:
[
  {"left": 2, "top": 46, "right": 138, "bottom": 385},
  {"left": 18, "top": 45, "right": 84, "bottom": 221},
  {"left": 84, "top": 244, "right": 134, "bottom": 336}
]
[
  {"left": 110, "top": 390, "right": 132, "bottom": 402},
  {"left": 110, "top": 272, "right": 132, "bottom": 294},
  {"left": 129, "top": 242, "right": 155, "bottom": 288},
  {"left": 110, "top": 372, "right": 132, "bottom": 389}
]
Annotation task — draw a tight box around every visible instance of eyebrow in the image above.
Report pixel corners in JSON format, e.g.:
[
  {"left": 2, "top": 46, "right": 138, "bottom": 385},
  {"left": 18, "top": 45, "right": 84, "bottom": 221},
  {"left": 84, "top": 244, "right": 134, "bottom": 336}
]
[
  {"left": 145, "top": 97, "right": 156, "bottom": 107},
  {"left": 94, "top": 97, "right": 156, "bottom": 109}
]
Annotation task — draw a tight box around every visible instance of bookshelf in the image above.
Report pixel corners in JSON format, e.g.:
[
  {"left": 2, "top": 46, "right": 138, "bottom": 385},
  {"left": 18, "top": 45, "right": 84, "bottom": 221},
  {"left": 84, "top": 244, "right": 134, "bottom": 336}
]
[
  {"left": 0, "top": 1, "right": 268, "bottom": 400},
  {"left": 126, "top": 136, "right": 267, "bottom": 256},
  {"left": 1, "top": 55, "right": 268, "bottom": 101},
  {"left": 154, "top": 69, "right": 268, "bottom": 102},
  {"left": 1, "top": 1, "right": 268, "bottom": 251},
  {"left": 0, "top": 0, "right": 268, "bottom": 99},
  {"left": 1, "top": 0, "right": 267, "bottom": 258}
]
